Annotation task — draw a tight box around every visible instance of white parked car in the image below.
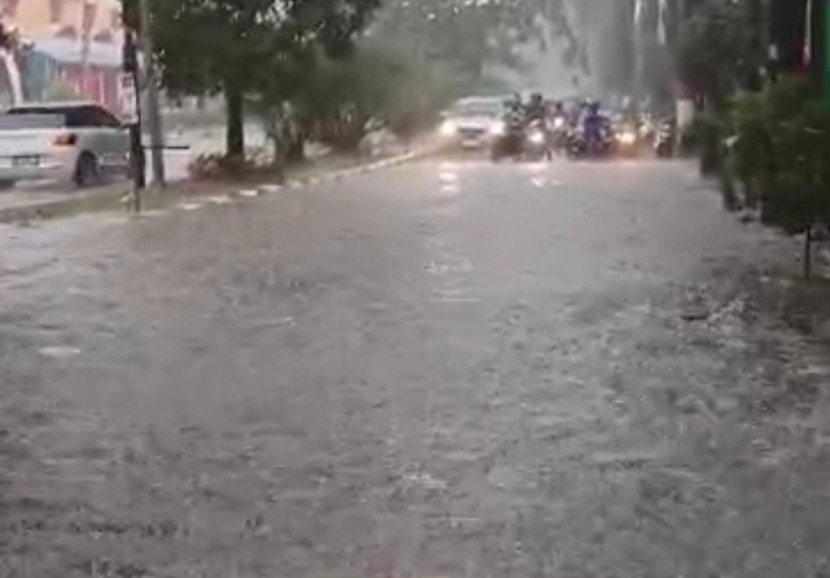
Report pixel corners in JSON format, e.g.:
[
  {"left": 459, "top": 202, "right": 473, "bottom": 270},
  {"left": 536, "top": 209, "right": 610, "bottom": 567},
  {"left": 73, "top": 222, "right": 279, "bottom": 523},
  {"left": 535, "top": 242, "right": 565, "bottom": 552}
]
[{"left": 0, "top": 101, "right": 130, "bottom": 189}]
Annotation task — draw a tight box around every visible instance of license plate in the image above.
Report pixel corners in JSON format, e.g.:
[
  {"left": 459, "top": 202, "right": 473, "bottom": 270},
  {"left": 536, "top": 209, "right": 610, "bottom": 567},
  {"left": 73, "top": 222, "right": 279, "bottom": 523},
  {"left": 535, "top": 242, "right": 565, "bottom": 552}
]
[{"left": 12, "top": 155, "right": 39, "bottom": 167}]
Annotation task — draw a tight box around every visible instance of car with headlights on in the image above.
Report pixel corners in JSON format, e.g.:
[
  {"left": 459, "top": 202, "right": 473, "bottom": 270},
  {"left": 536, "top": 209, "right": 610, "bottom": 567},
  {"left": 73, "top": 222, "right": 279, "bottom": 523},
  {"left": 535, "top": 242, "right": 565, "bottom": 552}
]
[{"left": 439, "top": 96, "right": 505, "bottom": 150}]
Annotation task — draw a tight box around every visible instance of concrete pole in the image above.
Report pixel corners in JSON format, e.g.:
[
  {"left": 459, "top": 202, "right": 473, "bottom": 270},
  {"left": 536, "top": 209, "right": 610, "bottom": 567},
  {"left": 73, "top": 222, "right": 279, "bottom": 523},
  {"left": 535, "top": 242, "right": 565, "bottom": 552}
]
[
  {"left": 80, "top": 1, "right": 94, "bottom": 99},
  {"left": 138, "top": 0, "right": 165, "bottom": 187}
]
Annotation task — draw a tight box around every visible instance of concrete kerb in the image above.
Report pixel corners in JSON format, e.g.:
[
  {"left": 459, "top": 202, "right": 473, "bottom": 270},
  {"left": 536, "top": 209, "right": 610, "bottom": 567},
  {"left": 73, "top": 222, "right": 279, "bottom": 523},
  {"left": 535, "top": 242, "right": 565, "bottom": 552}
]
[
  {"left": 0, "top": 184, "right": 130, "bottom": 225},
  {"left": 0, "top": 148, "right": 427, "bottom": 225},
  {"left": 233, "top": 149, "right": 420, "bottom": 200}
]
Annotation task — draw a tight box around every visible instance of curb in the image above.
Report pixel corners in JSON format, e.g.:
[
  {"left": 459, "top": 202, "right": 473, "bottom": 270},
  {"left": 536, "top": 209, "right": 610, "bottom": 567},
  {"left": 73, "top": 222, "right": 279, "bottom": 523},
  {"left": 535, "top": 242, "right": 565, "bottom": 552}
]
[
  {"left": 169, "top": 150, "right": 423, "bottom": 215},
  {"left": 0, "top": 185, "right": 129, "bottom": 225},
  {"left": 0, "top": 149, "right": 424, "bottom": 225}
]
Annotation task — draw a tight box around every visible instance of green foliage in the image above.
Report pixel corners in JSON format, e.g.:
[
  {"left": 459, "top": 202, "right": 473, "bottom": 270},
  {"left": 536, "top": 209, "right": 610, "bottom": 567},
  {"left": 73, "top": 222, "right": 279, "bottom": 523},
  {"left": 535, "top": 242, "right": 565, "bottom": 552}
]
[
  {"left": 149, "top": 0, "right": 381, "bottom": 158},
  {"left": 732, "top": 77, "right": 830, "bottom": 235},
  {"left": 690, "top": 114, "right": 728, "bottom": 177},
  {"left": 368, "top": 0, "right": 578, "bottom": 87},
  {"left": 676, "top": 0, "right": 761, "bottom": 109},
  {"left": 249, "top": 42, "right": 457, "bottom": 157}
]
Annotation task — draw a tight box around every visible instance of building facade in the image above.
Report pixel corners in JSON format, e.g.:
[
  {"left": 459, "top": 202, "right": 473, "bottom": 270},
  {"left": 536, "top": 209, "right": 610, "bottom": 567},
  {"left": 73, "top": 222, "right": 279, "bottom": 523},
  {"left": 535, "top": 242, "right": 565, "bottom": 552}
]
[{"left": 1, "top": 0, "right": 122, "bottom": 107}]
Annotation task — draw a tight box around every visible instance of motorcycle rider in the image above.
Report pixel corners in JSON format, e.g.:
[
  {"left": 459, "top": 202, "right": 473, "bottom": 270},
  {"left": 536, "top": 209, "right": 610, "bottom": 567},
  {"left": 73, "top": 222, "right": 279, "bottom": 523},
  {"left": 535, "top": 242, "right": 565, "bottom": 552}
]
[
  {"left": 524, "top": 92, "right": 548, "bottom": 124},
  {"left": 524, "top": 93, "right": 552, "bottom": 159},
  {"left": 548, "top": 100, "right": 568, "bottom": 153},
  {"left": 582, "top": 101, "right": 605, "bottom": 156},
  {"left": 494, "top": 95, "right": 526, "bottom": 158},
  {"left": 551, "top": 100, "right": 565, "bottom": 120}
]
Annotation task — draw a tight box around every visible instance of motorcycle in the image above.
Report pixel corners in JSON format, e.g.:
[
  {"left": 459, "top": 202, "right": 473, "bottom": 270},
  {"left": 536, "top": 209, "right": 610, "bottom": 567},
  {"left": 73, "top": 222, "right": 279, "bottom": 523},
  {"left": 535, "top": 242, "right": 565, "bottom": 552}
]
[
  {"left": 614, "top": 123, "right": 642, "bottom": 158},
  {"left": 567, "top": 122, "right": 613, "bottom": 159},
  {"left": 524, "top": 119, "right": 552, "bottom": 161},
  {"left": 549, "top": 115, "right": 569, "bottom": 155},
  {"left": 654, "top": 118, "right": 676, "bottom": 158},
  {"left": 490, "top": 118, "right": 551, "bottom": 162},
  {"left": 489, "top": 116, "right": 523, "bottom": 161}
]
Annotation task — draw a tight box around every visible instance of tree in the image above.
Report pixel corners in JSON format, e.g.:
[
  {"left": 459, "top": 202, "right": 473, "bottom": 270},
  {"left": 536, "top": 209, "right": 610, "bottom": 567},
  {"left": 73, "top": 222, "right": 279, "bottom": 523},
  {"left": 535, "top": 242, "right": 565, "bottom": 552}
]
[
  {"left": 368, "top": 0, "right": 579, "bottom": 89},
  {"left": 676, "top": 0, "right": 761, "bottom": 111},
  {"left": 732, "top": 76, "right": 830, "bottom": 279},
  {"left": 148, "top": 0, "right": 381, "bottom": 161}
]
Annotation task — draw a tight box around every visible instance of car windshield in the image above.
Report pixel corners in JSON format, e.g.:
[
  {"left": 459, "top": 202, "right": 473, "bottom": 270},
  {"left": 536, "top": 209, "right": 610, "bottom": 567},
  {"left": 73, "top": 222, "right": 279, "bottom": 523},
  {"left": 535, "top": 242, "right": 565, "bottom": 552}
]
[
  {"left": 452, "top": 100, "right": 502, "bottom": 118},
  {"left": 0, "top": 112, "right": 66, "bottom": 130}
]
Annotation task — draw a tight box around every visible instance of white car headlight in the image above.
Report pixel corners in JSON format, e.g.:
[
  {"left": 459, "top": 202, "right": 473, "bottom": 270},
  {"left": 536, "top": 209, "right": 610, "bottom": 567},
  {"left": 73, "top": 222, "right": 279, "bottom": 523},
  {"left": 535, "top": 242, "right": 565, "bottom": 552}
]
[
  {"left": 489, "top": 121, "right": 506, "bottom": 136},
  {"left": 529, "top": 130, "right": 545, "bottom": 145},
  {"left": 553, "top": 117, "right": 564, "bottom": 129},
  {"left": 618, "top": 131, "right": 636, "bottom": 145},
  {"left": 440, "top": 120, "right": 457, "bottom": 136}
]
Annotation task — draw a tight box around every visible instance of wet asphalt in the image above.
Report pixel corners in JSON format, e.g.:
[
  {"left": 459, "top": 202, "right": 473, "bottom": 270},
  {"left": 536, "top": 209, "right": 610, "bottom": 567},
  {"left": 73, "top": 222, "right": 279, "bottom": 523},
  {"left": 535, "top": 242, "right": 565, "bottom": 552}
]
[{"left": 1, "top": 157, "right": 830, "bottom": 578}]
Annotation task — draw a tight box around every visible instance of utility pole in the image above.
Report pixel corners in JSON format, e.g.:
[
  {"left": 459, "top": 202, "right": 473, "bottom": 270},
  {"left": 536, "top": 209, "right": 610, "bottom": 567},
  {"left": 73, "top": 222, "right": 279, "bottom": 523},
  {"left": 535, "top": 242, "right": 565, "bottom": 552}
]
[
  {"left": 122, "top": 25, "right": 145, "bottom": 209},
  {"left": 137, "top": 0, "right": 165, "bottom": 187},
  {"left": 80, "top": 1, "right": 96, "bottom": 100}
]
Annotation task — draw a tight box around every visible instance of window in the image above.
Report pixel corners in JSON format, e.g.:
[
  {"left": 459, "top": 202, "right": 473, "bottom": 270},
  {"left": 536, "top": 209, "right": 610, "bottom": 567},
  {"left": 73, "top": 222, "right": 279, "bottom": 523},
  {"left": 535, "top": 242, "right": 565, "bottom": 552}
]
[
  {"left": 71, "top": 106, "right": 122, "bottom": 128},
  {"left": 89, "top": 106, "right": 123, "bottom": 129},
  {"left": 8, "top": 106, "right": 122, "bottom": 129}
]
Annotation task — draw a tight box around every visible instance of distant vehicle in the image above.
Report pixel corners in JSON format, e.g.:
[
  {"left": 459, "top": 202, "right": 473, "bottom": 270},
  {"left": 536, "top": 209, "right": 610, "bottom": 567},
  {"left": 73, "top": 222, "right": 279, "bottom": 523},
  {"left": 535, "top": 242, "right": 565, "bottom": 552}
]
[
  {"left": 490, "top": 117, "right": 550, "bottom": 162},
  {"left": 654, "top": 117, "right": 677, "bottom": 158},
  {"left": 0, "top": 101, "right": 130, "bottom": 190},
  {"left": 613, "top": 121, "right": 643, "bottom": 158},
  {"left": 567, "top": 113, "right": 614, "bottom": 159},
  {"left": 439, "top": 96, "right": 505, "bottom": 150}
]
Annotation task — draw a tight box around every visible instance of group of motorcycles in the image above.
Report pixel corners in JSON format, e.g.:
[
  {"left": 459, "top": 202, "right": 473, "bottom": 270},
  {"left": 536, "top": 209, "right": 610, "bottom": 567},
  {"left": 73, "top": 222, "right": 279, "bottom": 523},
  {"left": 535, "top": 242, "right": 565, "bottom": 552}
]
[{"left": 489, "top": 108, "right": 677, "bottom": 162}]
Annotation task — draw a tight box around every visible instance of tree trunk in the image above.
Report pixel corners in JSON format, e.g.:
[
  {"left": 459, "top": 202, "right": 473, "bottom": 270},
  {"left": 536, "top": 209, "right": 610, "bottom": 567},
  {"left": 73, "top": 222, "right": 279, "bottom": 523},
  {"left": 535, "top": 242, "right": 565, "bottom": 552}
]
[
  {"left": 225, "top": 84, "right": 245, "bottom": 161},
  {"left": 286, "top": 135, "right": 305, "bottom": 163},
  {"left": 285, "top": 120, "right": 306, "bottom": 163},
  {"left": 804, "top": 226, "right": 814, "bottom": 281}
]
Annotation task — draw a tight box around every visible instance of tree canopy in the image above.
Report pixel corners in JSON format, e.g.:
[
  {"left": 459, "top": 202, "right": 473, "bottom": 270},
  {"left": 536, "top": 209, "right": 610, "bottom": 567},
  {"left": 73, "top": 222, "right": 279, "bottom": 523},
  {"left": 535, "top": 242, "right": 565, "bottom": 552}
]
[
  {"left": 368, "top": 0, "right": 579, "bottom": 87},
  {"left": 147, "top": 0, "right": 382, "bottom": 158},
  {"left": 676, "top": 0, "right": 757, "bottom": 109}
]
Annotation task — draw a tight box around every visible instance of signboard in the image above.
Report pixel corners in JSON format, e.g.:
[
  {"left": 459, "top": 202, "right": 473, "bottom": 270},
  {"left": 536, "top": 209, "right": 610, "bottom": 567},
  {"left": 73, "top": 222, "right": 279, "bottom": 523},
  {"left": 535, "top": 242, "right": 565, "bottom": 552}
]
[{"left": 117, "top": 72, "right": 138, "bottom": 125}]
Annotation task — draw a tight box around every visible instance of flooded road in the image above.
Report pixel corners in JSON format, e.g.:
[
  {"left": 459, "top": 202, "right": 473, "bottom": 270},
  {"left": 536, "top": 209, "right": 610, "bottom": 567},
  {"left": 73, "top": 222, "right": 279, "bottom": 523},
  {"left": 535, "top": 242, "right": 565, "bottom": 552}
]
[{"left": 1, "top": 159, "right": 829, "bottom": 577}]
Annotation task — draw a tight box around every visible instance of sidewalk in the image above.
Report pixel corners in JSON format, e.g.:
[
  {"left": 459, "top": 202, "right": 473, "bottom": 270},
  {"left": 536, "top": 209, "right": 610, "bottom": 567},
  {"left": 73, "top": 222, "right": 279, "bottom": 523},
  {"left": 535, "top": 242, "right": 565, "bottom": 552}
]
[{"left": 0, "top": 142, "right": 429, "bottom": 225}]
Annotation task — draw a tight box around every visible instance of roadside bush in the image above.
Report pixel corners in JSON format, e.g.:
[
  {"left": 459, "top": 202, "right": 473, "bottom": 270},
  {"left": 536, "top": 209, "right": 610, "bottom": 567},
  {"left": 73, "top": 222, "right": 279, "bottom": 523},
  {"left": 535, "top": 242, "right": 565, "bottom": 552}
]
[
  {"left": 687, "top": 114, "right": 727, "bottom": 177},
  {"left": 187, "top": 147, "right": 274, "bottom": 180},
  {"left": 731, "top": 76, "right": 830, "bottom": 278}
]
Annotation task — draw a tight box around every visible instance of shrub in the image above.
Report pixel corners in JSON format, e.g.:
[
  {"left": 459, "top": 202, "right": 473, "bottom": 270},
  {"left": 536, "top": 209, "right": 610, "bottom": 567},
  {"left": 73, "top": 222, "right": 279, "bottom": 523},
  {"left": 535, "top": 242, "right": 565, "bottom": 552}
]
[{"left": 731, "top": 76, "right": 830, "bottom": 278}]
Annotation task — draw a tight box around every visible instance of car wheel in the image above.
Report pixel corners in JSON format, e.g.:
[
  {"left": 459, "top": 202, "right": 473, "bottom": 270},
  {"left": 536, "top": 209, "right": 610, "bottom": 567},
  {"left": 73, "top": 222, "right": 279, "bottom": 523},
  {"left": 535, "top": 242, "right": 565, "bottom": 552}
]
[
  {"left": 74, "top": 153, "right": 99, "bottom": 188},
  {"left": 0, "top": 179, "right": 16, "bottom": 191}
]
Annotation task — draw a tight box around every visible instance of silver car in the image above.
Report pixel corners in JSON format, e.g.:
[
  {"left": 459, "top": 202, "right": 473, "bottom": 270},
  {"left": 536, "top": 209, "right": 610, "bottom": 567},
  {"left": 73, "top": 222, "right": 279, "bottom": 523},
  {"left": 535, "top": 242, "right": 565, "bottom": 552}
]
[
  {"left": 439, "top": 96, "right": 505, "bottom": 150},
  {"left": 0, "top": 101, "right": 130, "bottom": 189}
]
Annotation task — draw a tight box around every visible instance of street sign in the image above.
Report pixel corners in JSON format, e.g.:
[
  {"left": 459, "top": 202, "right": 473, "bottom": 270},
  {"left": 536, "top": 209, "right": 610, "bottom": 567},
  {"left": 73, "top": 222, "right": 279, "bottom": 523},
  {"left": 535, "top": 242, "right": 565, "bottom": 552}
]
[{"left": 117, "top": 72, "right": 139, "bottom": 125}]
